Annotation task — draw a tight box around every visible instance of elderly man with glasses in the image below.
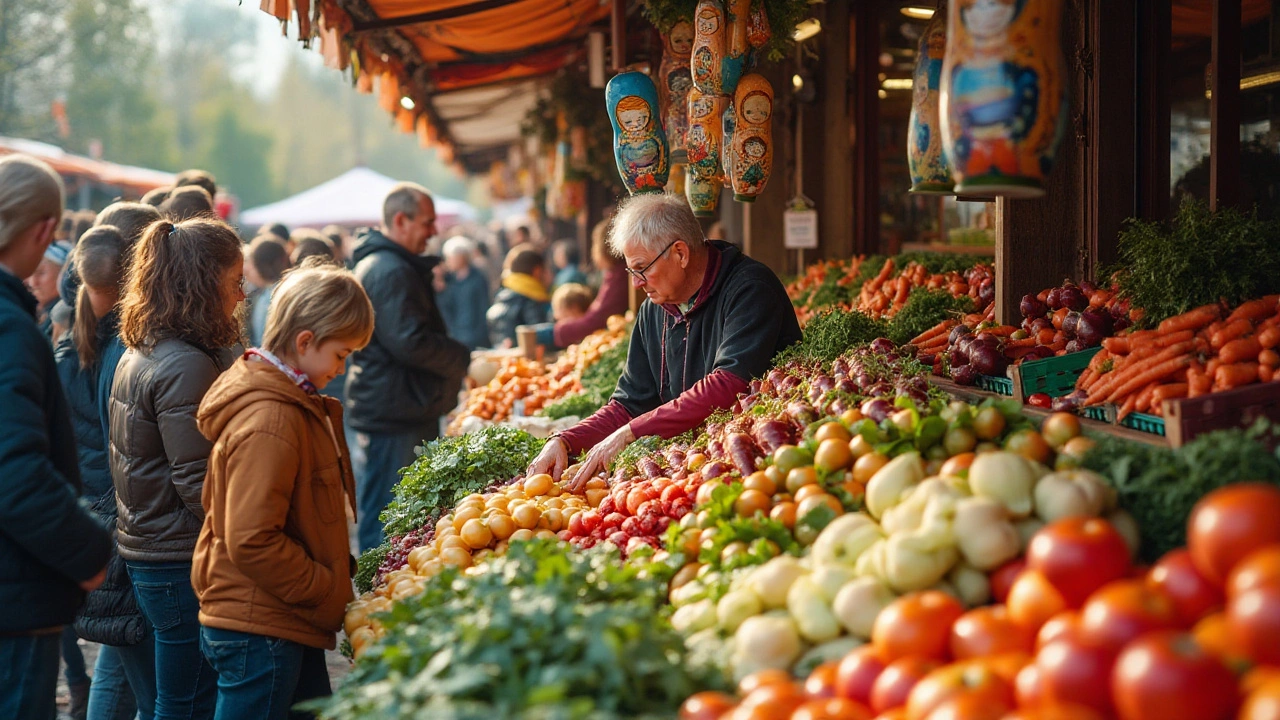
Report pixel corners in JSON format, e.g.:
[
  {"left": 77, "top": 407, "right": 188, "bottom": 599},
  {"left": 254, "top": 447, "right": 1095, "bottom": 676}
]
[{"left": 529, "top": 193, "right": 801, "bottom": 488}]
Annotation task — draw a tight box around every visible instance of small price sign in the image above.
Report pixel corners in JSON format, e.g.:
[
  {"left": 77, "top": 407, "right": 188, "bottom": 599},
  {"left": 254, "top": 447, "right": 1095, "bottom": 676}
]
[{"left": 783, "top": 208, "right": 818, "bottom": 249}]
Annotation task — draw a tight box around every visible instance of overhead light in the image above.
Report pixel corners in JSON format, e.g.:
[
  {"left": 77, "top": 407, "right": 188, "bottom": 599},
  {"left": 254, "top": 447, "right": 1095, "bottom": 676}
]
[
  {"left": 901, "top": 6, "right": 935, "bottom": 20},
  {"left": 400, "top": 96, "right": 416, "bottom": 110},
  {"left": 792, "top": 74, "right": 804, "bottom": 91},
  {"left": 1242, "top": 70, "right": 1280, "bottom": 90},
  {"left": 793, "top": 19, "right": 822, "bottom": 41},
  {"left": 882, "top": 78, "right": 914, "bottom": 90},
  {"left": 878, "top": 89, "right": 888, "bottom": 99}
]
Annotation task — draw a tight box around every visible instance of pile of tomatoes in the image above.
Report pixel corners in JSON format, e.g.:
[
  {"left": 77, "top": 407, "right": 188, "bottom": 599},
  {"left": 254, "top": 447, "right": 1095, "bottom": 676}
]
[
  {"left": 678, "top": 482, "right": 1280, "bottom": 720},
  {"left": 563, "top": 472, "right": 696, "bottom": 558}
]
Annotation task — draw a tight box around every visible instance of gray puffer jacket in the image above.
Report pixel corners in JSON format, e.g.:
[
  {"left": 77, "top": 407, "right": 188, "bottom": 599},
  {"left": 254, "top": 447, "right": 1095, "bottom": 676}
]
[{"left": 109, "top": 338, "right": 238, "bottom": 563}]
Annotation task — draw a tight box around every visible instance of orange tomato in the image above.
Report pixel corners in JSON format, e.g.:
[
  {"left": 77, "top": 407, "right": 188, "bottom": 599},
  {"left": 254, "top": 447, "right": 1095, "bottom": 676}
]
[
  {"left": 793, "top": 484, "right": 828, "bottom": 504},
  {"left": 797, "top": 493, "right": 843, "bottom": 520},
  {"left": 1035, "top": 611, "right": 1082, "bottom": 650},
  {"left": 989, "top": 558, "right": 1027, "bottom": 604},
  {"left": 949, "top": 606, "right": 1034, "bottom": 660},
  {"left": 744, "top": 471, "right": 778, "bottom": 497},
  {"left": 1240, "top": 680, "right": 1280, "bottom": 720},
  {"left": 919, "top": 693, "right": 1011, "bottom": 720},
  {"left": 1006, "top": 570, "right": 1068, "bottom": 632},
  {"left": 904, "top": 662, "right": 1014, "bottom": 720},
  {"left": 815, "top": 438, "right": 855, "bottom": 473},
  {"left": 735, "top": 489, "right": 772, "bottom": 518},
  {"left": 786, "top": 467, "right": 819, "bottom": 494},
  {"left": 804, "top": 662, "right": 840, "bottom": 700},
  {"left": 791, "top": 697, "right": 874, "bottom": 720},
  {"left": 736, "top": 683, "right": 806, "bottom": 718},
  {"left": 1228, "top": 545, "right": 1280, "bottom": 599},
  {"left": 980, "top": 652, "right": 1032, "bottom": 685},
  {"left": 770, "top": 501, "right": 798, "bottom": 529},
  {"left": 679, "top": 691, "right": 737, "bottom": 720},
  {"left": 854, "top": 453, "right": 891, "bottom": 484},
  {"left": 815, "top": 421, "right": 854, "bottom": 444},
  {"left": 1187, "top": 483, "right": 1280, "bottom": 587},
  {"left": 739, "top": 669, "right": 795, "bottom": 696},
  {"left": 1000, "top": 705, "right": 1105, "bottom": 720},
  {"left": 938, "top": 453, "right": 975, "bottom": 480},
  {"left": 871, "top": 657, "right": 942, "bottom": 714},
  {"left": 873, "top": 591, "right": 966, "bottom": 662},
  {"left": 1078, "top": 579, "right": 1180, "bottom": 654}
]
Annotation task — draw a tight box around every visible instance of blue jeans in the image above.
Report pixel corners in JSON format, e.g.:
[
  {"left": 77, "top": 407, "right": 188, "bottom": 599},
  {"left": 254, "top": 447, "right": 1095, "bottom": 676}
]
[
  {"left": 127, "top": 562, "right": 216, "bottom": 720},
  {"left": 199, "top": 628, "right": 330, "bottom": 720},
  {"left": 89, "top": 638, "right": 157, "bottom": 720},
  {"left": 0, "top": 633, "right": 61, "bottom": 720},
  {"left": 62, "top": 625, "right": 90, "bottom": 685},
  {"left": 355, "top": 425, "right": 436, "bottom": 552}
]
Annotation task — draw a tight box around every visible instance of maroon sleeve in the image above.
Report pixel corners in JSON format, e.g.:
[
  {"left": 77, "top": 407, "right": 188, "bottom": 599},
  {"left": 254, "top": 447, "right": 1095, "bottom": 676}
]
[
  {"left": 627, "top": 369, "right": 749, "bottom": 439},
  {"left": 556, "top": 399, "right": 633, "bottom": 455},
  {"left": 553, "top": 264, "right": 631, "bottom": 348}
]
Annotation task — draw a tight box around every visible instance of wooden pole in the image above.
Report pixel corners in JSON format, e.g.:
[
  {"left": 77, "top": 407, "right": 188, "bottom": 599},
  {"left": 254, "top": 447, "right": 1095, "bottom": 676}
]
[
  {"left": 1210, "top": 0, "right": 1241, "bottom": 210},
  {"left": 611, "top": 0, "right": 627, "bottom": 71},
  {"left": 851, "top": 0, "right": 880, "bottom": 255}
]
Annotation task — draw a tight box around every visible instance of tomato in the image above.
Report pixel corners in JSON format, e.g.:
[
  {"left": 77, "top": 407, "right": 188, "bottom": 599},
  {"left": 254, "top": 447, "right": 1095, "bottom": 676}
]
[
  {"left": 905, "top": 662, "right": 1015, "bottom": 720},
  {"left": 989, "top": 558, "right": 1027, "bottom": 604},
  {"left": 1004, "top": 429, "right": 1053, "bottom": 465},
  {"left": 938, "top": 452, "right": 976, "bottom": 479},
  {"left": 870, "top": 657, "right": 942, "bottom": 714},
  {"left": 1035, "top": 611, "right": 1082, "bottom": 650},
  {"left": 836, "top": 645, "right": 889, "bottom": 704},
  {"left": 1026, "top": 517, "right": 1131, "bottom": 608},
  {"left": 739, "top": 683, "right": 806, "bottom": 715},
  {"left": 815, "top": 438, "right": 855, "bottom": 473},
  {"left": 735, "top": 489, "right": 772, "bottom": 518},
  {"left": 815, "top": 421, "right": 854, "bottom": 444},
  {"left": 1001, "top": 705, "right": 1105, "bottom": 720},
  {"left": 873, "top": 711, "right": 907, "bottom": 720},
  {"left": 740, "top": 669, "right": 795, "bottom": 696},
  {"left": 1243, "top": 666, "right": 1280, "bottom": 695},
  {"left": 786, "top": 467, "right": 820, "bottom": 495},
  {"left": 1079, "top": 579, "right": 1180, "bottom": 653},
  {"left": 1034, "top": 637, "right": 1118, "bottom": 716},
  {"left": 920, "top": 693, "right": 1011, "bottom": 720},
  {"left": 972, "top": 406, "right": 1006, "bottom": 440},
  {"left": 797, "top": 493, "right": 843, "bottom": 520},
  {"left": 774, "top": 445, "right": 813, "bottom": 473},
  {"left": 791, "top": 697, "right": 874, "bottom": 720},
  {"left": 854, "top": 453, "right": 891, "bottom": 484},
  {"left": 804, "top": 662, "right": 840, "bottom": 699},
  {"left": 1027, "top": 393, "right": 1053, "bottom": 409},
  {"left": 1228, "top": 585, "right": 1280, "bottom": 666},
  {"left": 950, "top": 606, "right": 1034, "bottom": 659},
  {"left": 1240, "top": 680, "right": 1280, "bottom": 720},
  {"left": 1228, "top": 545, "right": 1280, "bottom": 599},
  {"left": 743, "top": 471, "right": 778, "bottom": 497},
  {"left": 873, "top": 591, "right": 966, "bottom": 661},
  {"left": 1006, "top": 570, "right": 1068, "bottom": 632},
  {"left": 1191, "top": 611, "right": 1249, "bottom": 668},
  {"left": 793, "top": 484, "right": 829, "bottom": 504},
  {"left": 770, "top": 501, "right": 798, "bottom": 529},
  {"left": 1110, "top": 631, "right": 1237, "bottom": 720},
  {"left": 680, "top": 691, "right": 738, "bottom": 720},
  {"left": 1040, "top": 412, "right": 1081, "bottom": 447},
  {"left": 1188, "top": 483, "right": 1280, "bottom": 587},
  {"left": 1013, "top": 662, "right": 1044, "bottom": 708},
  {"left": 1148, "top": 548, "right": 1225, "bottom": 625}
]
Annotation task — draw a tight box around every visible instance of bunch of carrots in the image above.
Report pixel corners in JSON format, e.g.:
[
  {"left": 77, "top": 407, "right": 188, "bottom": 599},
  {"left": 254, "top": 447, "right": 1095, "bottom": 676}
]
[
  {"left": 789, "top": 257, "right": 990, "bottom": 327},
  {"left": 1075, "top": 295, "right": 1280, "bottom": 420},
  {"left": 909, "top": 305, "right": 999, "bottom": 359}
]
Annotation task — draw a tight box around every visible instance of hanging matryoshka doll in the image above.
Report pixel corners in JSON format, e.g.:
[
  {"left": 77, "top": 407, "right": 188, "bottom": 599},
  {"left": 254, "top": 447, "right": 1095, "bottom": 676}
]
[
  {"left": 658, "top": 20, "right": 695, "bottom": 163},
  {"left": 746, "top": 2, "right": 771, "bottom": 68},
  {"left": 684, "top": 88, "right": 727, "bottom": 216},
  {"left": 720, "top": 0, "right": 751, "bottom": 94},
  {"left": 721, "top": 100, "right": 736, "bottom": 181},
  {"left": 606, "top": 71, "right": 670, "bottom": 194},
  {"left": 691, "top": 0, "right": 726, "bottom": 94},
  {"left": 729, "top": 74, "right": 773, "bottom": 201},
  {"left": 908, "top": 0, "right": 954, "bottom": 193}
]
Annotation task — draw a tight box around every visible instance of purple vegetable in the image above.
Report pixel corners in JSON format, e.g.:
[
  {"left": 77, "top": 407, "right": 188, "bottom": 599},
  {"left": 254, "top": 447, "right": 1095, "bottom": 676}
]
[
  {"left": 919, "top": 353, "right": 937, "bottom": 367},
  {"left": 1060, "top": 284, "right": 1088, "bottom": 312},
  {"left": 786, "top": 401, "right": 817, "bottom": 426},
  {"left": 1064, "top": 339, "right": 1084, "bottom": 354},
  {"left": 1021, "top": 293, "right": 1048, "bottom": 319},
  {"left": 726, "top": 432, "right": 762, "bottom": 476},
  {"left": 638, "top": 456, "right": 666, "bottom": 480},
  {"left": 701, "top": 461, "right": 731, "bottom": 481},
  {"left": 1080, "top": 280, "right": 1098, "bottom": 295},
  {"left": 949, "top": 346, "right": 970, "bottom": 368},
  {"left": 1060, "top": 311, "right": 1080, "bottom": 338},
  {"left": 861, "top": 398, "right": 893, "bottom": 423},
  {"left": 951, "top": 364, "right": 979, "bottom": 386},
  {"left": 870, "top": 337, "right": 897, "bottom": 355},
  {"left": 978, "top": 278, "right": 995, "bottom": 308},
  {"left": 969, "top": 343, "right": 1009, "bottom": 376},
  {"left": 949, "top": 324, "right": 973, "bottom": 345},
  {"left": 1030, "top": 317, "right": 1053, "bottom": 335},
  {"left": 867, "top": 381, "right": 893, "bottom": 398},
  {"left": 825, "top": 397, "right": 850, "bottom": 417},
  {"left": 836, "top": 377, "right": 858, "bottom": 395},
  {"left": 832, "top": 357, "right": 851, "bottom": 379},
  {"left": 752, "top": 419, "right": 795, "bottom": 454},
  {"left": 1075, "top": 309, "right": 1114, "bottom": 347},
  {"left": 1046, "top": 287, "right": 1064, "bottom": 310}
]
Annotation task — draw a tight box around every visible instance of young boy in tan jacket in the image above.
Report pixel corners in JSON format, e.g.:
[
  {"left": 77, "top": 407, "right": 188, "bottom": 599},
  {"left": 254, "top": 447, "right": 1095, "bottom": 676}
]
[{"left": 193, "top": 261, "right": 374, "bottom": 718}]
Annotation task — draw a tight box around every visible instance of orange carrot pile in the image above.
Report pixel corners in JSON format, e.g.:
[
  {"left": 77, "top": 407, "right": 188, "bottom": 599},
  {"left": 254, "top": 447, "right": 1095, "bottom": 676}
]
[{"left": 1075, "top": 296, "right": 1280, "bottom": 419}]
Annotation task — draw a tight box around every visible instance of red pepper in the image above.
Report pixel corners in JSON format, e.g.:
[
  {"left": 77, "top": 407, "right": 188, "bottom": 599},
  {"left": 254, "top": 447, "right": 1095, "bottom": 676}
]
[{"left": 1027, "top": 392, "right": 1053, "bottom": 408}]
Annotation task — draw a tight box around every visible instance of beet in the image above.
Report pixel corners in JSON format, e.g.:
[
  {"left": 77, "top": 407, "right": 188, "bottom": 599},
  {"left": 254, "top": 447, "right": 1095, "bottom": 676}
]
[
  {"left": 1076, "top": 309, "right": 1114, "bottom": 347},
  {"left": 1080, "top": 280, "right": 1098, "bottom": 295},
  {"left": 1059, "top": 284, "right": 1088, "bottom": 311},
  {"left": 948, "top": 346, "right": 970, "bottom": 368},
  {"left": 978, "top": 278, "right": 995, "bottom": 308},
  {"left": 1021, "top": 293, "right": 1048, "bottom": 319},
  {"left": 1030, "top": 317, "right": 1053, "bottom": 334},
  {"left": 949, "top": 324, "right": 973, "bottom": 345},
  {"left": 1062, "top": 311, "right": 1081, "bottom": 338},
  {"left": 870, "top": 337, "right": 897, "bottom": 355},
  {"left": 951, "top": 364, "right": 979, "bottom": 386},
  {"left": 970, "top": 342, "right": 1009, "bottom": 376},
  {"left": 861, "top": 398, "right": 893, "bottom": 423},
  {"left": 1046, "top": 287, "right": 1064, "bottom": 310}
]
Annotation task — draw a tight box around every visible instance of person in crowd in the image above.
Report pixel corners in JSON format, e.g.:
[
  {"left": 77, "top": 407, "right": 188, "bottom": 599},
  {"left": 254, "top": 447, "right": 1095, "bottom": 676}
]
[
  {"left": 72, "top": 211, "right": 96, "bottom": 244},
  {"left": 0, "top": 154, "right": 111, "bottom": 720},
  {"left": 263, "top": 223, "right": 292, "bottom": 252},
  {"left": 140, "top": 187, "right": 170, "bottom": 207},
  {"left": 160, "top": 186, "right": 215, "bottom": 222},
  {"left": 26, "top": 238, "right": 71, "bottom": 340},
  {"left": 346, "top": 183, "right": 470, "bottom": 551},
  {"left": 194, "top": 261, "right": 371, "bottom": 719},
  {"left": 244, "top": 236, "right": 290, "bottom": 349},
  {"left": 172, "top": 170, "right": 216, "bottom": 200},
  {"left": 54, "top": 226, "right": 157, "bottom": 720},
  {"left": 551, "top": 283, "right": 593, "bottom": 323},
  {"left": 528, "top": 194, "right": 801, "bottom": 486},
  {"left": 437, "top": 235, "right": 491, "bottom": 351},
  {"left": 110, "top": 217, "right": 247, "bottom": 719},
  {"left": 550, "top": 239, "right": 588, "bottom": 291},
  {"left": 321, "top": 224, "right": 351, "bottom": 266},
  {"left": 487, "top": 244, "right": 550, "bottom": 348},
  {"left": 511, "top": 224, "right": 532, "bottom": 249},
  {"left": 289, "top": 230, "right": 337, "bottom": 266},
  {"left": 538, "top": 217, "right": 630, "bottom": 349}
]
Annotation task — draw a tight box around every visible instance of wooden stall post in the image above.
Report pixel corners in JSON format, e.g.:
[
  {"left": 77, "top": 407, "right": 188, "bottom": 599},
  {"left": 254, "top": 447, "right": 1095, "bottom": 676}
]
[
  {"left": 851, "top": 0, "right": 880, "bottom": 256},
  {"left": 1210, "top": 0, "right": 1241, "bottom": 210}
]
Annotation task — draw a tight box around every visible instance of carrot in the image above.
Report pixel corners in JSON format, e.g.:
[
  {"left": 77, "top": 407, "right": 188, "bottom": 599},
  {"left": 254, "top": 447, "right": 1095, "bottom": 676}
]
[
  {"left": 1052, "top": 307, "right": 1070, "bottom": 330},
  {"left": 1210, "top": 317, "right": 1252, "bottom": 351},
  {"left": 1152, "top": 383, "right": 1189, "bottom": 405},
  {"left": 1136, "top": 382, "right": 1161, "bottom": 413},
  {"left": 912, "top": 321, "right": 953, "bottom": 345},
  {"left": 1262, "top": 365, "right": 1276, "bottom": 383},
  {"left": 982, "top": 325, "right": 1018, "bottom": 337},
  {"left": 1187, "top": 367, "right": 1211, "bottom": 398},
  {"left": 1048, "top": 339, "right": 1068, "bottom": 353},
  {"left": 1214, "top": 361, "right": 1260, "bottom": 390},
  {"left": 1005, "top": 337, "right": 1038, "bottom": 348},
  {"left": 1157, "top": 304, "right": 1222, "bottom": 335},
  {"left": 1258, "top": 326, "right": 1280, "bottom": 349},
  {"left": 1205, "top": 358, "right": 1221, "bottom": 379},
  {"left": 1103, "top": 353, "right": 1194, "bottom": 405},
  {"left": 1077, "top": 367, "right": 1098, "bottom": 391},
  {"left": 1117, "top": 393, "right": 1138, "bottom": 422},
  {"left": 1102, "top": 336, "right": 1132, "bottom": 354},
  {"left": 1008, "top": 346, "right": 1045, "bottom": 361},
  {"left": 1088, "top": 289, "right": 1114, "bottom": 309},
  {"left": 1219, "top": 336, "right": 1262, "bottom": 365},
  {"left": 1226, "top": 296, "right": 1280, "bottom": 324},
  {"left": 1261, "top": 348, "right": 1280, "bottom": 368},
  {"left": 964, "top": 314, "right": 985, "bottom": 326}
]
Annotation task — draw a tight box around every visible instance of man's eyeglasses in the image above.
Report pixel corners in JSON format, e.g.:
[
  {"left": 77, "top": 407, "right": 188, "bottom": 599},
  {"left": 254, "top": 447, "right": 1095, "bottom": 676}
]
[{"left": 625, "top": 239, "right": 678, "bottom": 285}]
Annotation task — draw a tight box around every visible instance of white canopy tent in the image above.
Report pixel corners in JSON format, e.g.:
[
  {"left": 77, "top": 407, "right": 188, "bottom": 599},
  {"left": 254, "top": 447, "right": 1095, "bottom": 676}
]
[{"left": 240, "top": 167, "right": 476, "bottom": 229}]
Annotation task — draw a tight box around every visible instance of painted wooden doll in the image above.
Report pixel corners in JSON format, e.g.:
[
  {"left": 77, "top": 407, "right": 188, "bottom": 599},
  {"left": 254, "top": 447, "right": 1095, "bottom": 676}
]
[
  {"left": 721, "top": 100, "right": 736, "bottom": 181},
  {"left": 658, "top": 20, "right": 695, "bottom": 163},
  {"left": 720, "top": 0, "right": 750, "bottom": 94},
  {"left": 746, "top": 2, "right": 771, "bottom": 68},
  {"left": 685, "top": 165, "right": 722, "bottom": 218},
  {"left": 685, "top": 87, "right": 728, "bottom": 183},
  {"left": 606, "top": 71, "right": 670, "bottom": 194},
  {"left": 729, "top": 73, "right": 773, "bottom": 201},
  {"left": 940, "top": 0, "right": 1067, "bottom": 198},
  {"left": 908, "top": 2, "right": 954, "bottom": 193},
  {"left": 691, "top": 0, "right": 726, "bottom": 94}
]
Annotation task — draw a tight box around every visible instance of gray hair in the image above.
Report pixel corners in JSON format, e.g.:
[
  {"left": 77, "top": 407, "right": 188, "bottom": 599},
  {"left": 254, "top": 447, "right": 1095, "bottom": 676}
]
[
  {"left": 442, "top": 235, "right": 476, "bottom": 258},
  {"left": 607, "top": 193, "right": 705, "bottom": 257},
  {"left": 0, "top": 155, "right": 64, "bottom": 252},
  {"left": 382, "top": 182, "right": 433, "bottom": 229}
]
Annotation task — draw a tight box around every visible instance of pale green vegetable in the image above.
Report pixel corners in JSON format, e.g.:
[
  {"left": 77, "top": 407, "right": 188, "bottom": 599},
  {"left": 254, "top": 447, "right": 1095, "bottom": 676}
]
[
  {"left": 883, "top": 532, "right": 959, "bottom": 593},
  {"left": 672, "top": 598, "right": 717, "bottom": 634},
  {"left": 953, "top": 496, "right": 1021, "bottom": 570},
  {"left": 747, "top": 556, "right": 809, "bottom": 610},
  {"left": 865, "top": 452, "right": 926, "bottom": 519},
  {"left": 734, "top": 614, "right": 803, "bottom": 674},
  {"left": 947, "top": 562, "right": 992, "bottom": 608},
  {"left": 787, "top": 576, "right": 843, "bottom": 644},
  {"left": 831, "top": 577, "right": 897, "bottom": 639},
  {"left": 1033, "top": 469, "right": 1116, "bottom": 523},
  {"left": 717, "top": 588, "right": 763, "bottom": 633},
  {"left": 969, "top": 451, "right": 1038, "bottom": 518},
  {"left": 812, "top": 512, "right": 882, "bottom": 567}
]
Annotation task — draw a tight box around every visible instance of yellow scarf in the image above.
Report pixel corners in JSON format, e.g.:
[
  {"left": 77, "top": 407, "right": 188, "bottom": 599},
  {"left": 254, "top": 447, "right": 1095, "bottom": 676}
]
[{"left": 502, "top": 272, "right": 549, "bottom": 302}]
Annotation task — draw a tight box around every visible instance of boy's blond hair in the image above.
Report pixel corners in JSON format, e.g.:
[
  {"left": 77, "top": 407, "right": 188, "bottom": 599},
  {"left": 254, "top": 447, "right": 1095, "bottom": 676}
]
[
  {"left": 263, "top": 258, "right": 375, "bottom": 356},
  {"left": 552, "top": 282, "right": 594, "bottom": 317}
]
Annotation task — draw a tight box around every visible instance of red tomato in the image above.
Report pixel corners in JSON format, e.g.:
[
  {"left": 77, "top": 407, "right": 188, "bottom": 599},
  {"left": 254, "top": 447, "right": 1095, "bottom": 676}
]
[
  {"left": 1007, "top": 570, "right": 1068, "bottom": 632},
  {"left": 1034, "top": 637, "right": 1118, "bottom": 716},
  {"left": 804, "top": 662, "right": 840, "bottom": 700},
  {"left": 1079, "top": 579, "right": 1180, "bottom": 653},
  {"left": 1148, "top": 548, "right": 1225, "bottom": 625},
  {"left": 1228, "top": 545, "right": 1280, "bottom": 599},
  {"left": 680, "top": 691, "right": 738, "bottom": 720},
  {"left": 738, "top": 683, "right": 807, "bottom": 716},
  {"left": 982, "top": 652, "right": 1032, "bottom": 685},
  {"left": 1110, "top": 631, "right": 1237, "bottom": 720},
  {"left": 950, "top": 606, "right": 1034, "bottom": 660},
  {"left": 1243, "top": 666, "right": 1280, "bottom": 696},
  {"left": 1027, "top": 393, "right": 1053, "bottom": 409},
  {"left": 791, "top": 697, "right": 875, "bottom": 720},
  {"left": 837, "top": 645, "right": 889, "bottom": 704},
  {"left": 905, "top": 662, "right": 1014, "bottom": 720},
  {"left": 740, "top": 669, "right": 797, "bottom": 696},
  {"left": 1026, "top": 517, "right": 1131, "bottom": 608},
  {"left": 1014, "top": 663, "right": 1044, "bottom": 708},
  {"left": 922, "top": 693, "right": 1012, "bottom": 720},
  {"left": 989, "top": 558, "right": 1027, "bottom": 604},
  {"left": 1191, "top": 611, "right": 1250, "bottom": 667},
  {"left": 873, "top": 711, "right": 907, "bottom": 720},
  {"left": 873, "top": 591, "right": 966, "bottom": 662},
  {"left": 1240, "top": 680, "right": 1280, "bottom": 720},
  {"left": 1228, "top": 585, "right": 1280, "bottom": 666},
  {"left": 870, "top": 657, "right": 942, "bottom": 714},
  {"left": 1001, "top": 705, "right": 1106, "bottom": 720},
  {"left": 1187, "top": 483, "right": 1280, "bottom": 587},
  {"left": 1035, "top": 611, "right": 1082, "bottom": 650}
]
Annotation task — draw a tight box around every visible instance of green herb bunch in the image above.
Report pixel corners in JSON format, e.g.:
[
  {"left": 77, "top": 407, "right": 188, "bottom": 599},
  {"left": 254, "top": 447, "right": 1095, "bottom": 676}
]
[
  {"left": 886, "top": 289, "right": 975, "bottom": 345},
  {"left": 378, "top": 427, "right": 544, "bottom": 538},
  {"left": 775, "top": 309, "right": 889, "bottom": 365},
  {"left": 310, "top": 540, "right": 727, "bottom": 719}
]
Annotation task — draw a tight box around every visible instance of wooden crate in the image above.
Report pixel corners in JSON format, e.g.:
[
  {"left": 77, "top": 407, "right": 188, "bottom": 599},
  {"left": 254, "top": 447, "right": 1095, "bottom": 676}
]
[{"left": 1163, "top": 382, "right": 1280, "bottom": 447}]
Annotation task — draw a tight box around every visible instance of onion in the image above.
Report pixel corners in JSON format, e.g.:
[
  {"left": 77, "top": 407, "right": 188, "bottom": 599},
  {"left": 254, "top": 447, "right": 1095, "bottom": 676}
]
[
  {"left": 1020, "top": 293, "right": 1048, "bottom": 319},
  {"left": 1059, "top": 284, "right": 1088, "bottom": 311},
  {"left": 860, "top": 398, "right": 893, "bottom": 423},
  {"left": 1075, "top": 309, "right": 1114, "bottom": 347},
  {"left": 870, "top": 337, "right": 897, "bottom": 355},
  {"left": 969, "top": 343, "right": 1009, "bottom": 376},
  {"left": 1046, "top": 287, "right": 1064, "bottom": 310},
  {"left": 951, "top": 364, "right": 979, "bottom": 386},
  {"left": 1062, "top": 311, "right": 1081, "bottom": 338},
  {"left": 949, "top": 324, "right": 973, "bottom": 345}
]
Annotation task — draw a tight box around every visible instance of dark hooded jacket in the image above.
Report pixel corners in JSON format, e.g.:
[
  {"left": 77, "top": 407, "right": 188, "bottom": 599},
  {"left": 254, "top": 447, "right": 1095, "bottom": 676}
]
[{"left": 345, "top": 229, "right": 470, "bottom": 433}]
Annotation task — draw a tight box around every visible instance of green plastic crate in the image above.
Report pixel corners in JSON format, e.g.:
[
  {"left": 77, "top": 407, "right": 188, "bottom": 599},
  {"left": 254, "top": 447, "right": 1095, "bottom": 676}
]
[
  {"left": 1120, "top": 411, "right": 1166, "bottom": 436},
  {"left": 1016, "top": 347, "right": 1101, "bottom": 400},
  {"left": 1082, "top": 405, "right": 1110, "bottom": 422},
  {"left": 976, "top": 374, "right": 1014, "bottom": 396}
]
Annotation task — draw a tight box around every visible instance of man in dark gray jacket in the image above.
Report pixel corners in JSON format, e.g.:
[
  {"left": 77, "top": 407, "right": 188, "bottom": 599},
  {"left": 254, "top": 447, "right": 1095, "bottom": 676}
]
[{"left": 346, "top": 183, "right": 470, "bottom": 551}]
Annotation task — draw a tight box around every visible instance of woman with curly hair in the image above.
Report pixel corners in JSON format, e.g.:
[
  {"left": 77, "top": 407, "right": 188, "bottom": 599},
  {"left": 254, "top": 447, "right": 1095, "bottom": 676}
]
[{"left": 108, "top": 217, "right": 246, "bottom": 720}]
